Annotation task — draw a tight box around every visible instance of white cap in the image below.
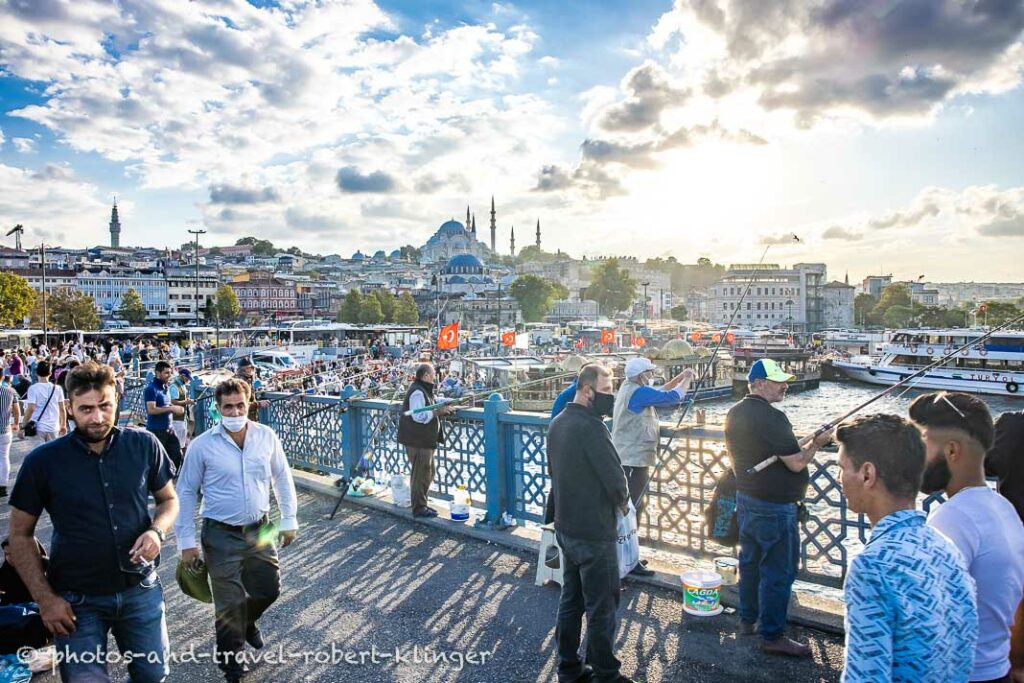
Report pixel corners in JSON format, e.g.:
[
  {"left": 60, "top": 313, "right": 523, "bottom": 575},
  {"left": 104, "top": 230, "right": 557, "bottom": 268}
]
[{"left": 624, "top": 357, "right": 657, "bottom": 378}]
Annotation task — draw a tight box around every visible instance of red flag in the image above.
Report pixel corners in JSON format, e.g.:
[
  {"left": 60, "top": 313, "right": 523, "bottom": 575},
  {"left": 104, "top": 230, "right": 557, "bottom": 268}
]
[
  {"left": 574, "top": 337, "right": 585, "bottom": 349},
  {"left": 600, "top": 329, "right": 615, "bottom": 345},
  {"left": 711, "top": 333, "right": 721, "bottom": 343},
  {"left": 437, "top": 322, "right": 459, "bottom": 350},
  {"left": 690, "top": 331, "right": 702, "bottom": 342},
  {"left": 633, "top": 335, "right": 646, "bottom": 347},
  {"left": 725, "top": 332, "right": 736, "bottom": 344},
  {"left": 501, "top": 330, "right": 516, "bottom": 346}
]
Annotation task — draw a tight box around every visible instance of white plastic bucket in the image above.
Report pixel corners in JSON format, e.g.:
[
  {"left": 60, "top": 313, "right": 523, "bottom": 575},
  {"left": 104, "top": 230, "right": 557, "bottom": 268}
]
[
  {"left": 681, "top": 570, "right": 723, "bottom": 617},
  {"left": 714, "top": 557, "right": 739, "bottom": 585},
  {"left": 390, "top": 474, "right": 411, "bottom": 508}
]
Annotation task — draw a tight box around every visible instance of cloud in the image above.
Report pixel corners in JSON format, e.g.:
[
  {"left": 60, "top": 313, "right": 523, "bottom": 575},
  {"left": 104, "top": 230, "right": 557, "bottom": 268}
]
[
  {"left": 822, "top": 225, "right": 863, "bottom": 241},
  {"left": 0, "top": 162, "right": 108, "bottom": 245},
  {"left": 596, "top": 61, "right": 689, "bottom": 132},
  {"left": 758, "top": 232, "right": 801, "bottom": 245},
  {"left": 12, "top": 138, "right": 36, "bottom": 153},
  {"left": 335, "top": 166, "right": 398, "bottom": 194},
  {"left": 209, "top": 184, "right": 280, "bottom": 204},
  {"left": 0, "top": 127, "right": 4, "bottom": 147},
  {"left": 978, "top": 217, "right": 1024, "bottom": 237}
]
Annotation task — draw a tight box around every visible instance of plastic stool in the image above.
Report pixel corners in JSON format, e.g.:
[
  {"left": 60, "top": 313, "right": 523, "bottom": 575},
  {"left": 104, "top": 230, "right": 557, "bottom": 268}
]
[{"left": 535, "top": 523, "right": 564, "bottom": 587}]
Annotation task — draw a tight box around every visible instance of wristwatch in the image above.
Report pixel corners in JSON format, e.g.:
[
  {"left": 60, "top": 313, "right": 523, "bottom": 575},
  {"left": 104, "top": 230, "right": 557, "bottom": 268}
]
[{"left": 148, "top": 526, "right": 165, "bottom": 543}]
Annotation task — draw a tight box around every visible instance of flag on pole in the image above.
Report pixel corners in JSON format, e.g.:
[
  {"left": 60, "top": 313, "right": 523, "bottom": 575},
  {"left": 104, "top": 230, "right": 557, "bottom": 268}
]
[
  {"left": 501, "top": 330, "right": 516, "bottom": 346},
  {"left": 600, "top": 329, "right": 615, "bottom": 345},
  {"left": 690, "top": 330, "right": 702, "bottom": 342},
  {"left": 438, "top": 322, "right": 459, "bottom": 350},
  {"left": 725, "top": 332, "right": 736, "bottom": 344}
]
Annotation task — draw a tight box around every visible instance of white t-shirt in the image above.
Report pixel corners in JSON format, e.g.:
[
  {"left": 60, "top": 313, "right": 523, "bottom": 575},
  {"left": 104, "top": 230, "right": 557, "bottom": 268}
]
[
  {"left": 25, "top": 381, "right": 65, "bottom": 433},
  {"left": 929, "top": 486, "right": 1024, "bottom": 681}
]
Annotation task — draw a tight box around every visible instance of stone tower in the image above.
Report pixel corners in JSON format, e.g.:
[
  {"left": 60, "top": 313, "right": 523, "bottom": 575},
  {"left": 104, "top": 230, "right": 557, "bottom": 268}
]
[{"left": 109, "top": 199, "right": 121, "bottom": 248}]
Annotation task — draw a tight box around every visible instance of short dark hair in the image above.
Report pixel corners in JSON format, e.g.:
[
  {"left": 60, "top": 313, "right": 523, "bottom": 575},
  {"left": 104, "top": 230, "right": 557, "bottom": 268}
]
[
  {"left": 415, "top": 363, "right": 434, "bottom": 382},
  {"left": 215, "top": 378, "right": 251, "bottom": 405},
  {"left": 835, "top": 414, "right": 925, "bottom": 498},
  {"left": 65, "top": 362, "right": 116, "bottom": 398},
  {"left": 154, "top": 360, "right": 172, "bottom": 373},
  {"left": 36, "top": 360, "right": 51, "bottom": 377},
  {"left": 577, "top": 363, "right": 611, "bottom": 391},
  {"left": 908, "top": 391, "right": 994, "bottom": 451}
]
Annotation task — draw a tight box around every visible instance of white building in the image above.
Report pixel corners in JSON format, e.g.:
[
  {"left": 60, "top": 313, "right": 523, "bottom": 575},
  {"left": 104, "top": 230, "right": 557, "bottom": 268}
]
[
  {"left": 823, "top": 281, "right": 856, "bottom": 328},
  {"left": 164, "top": 266, "right": 219, "bottom": 322},
  {"left": 77, "top": 268, "right": 169, "bottom": 322},
  {"left": 708, "top": 263, "right": 827, "bottom": 333},
  {"left": 548, "top": 299, "right": 599, "bottom": 322}
]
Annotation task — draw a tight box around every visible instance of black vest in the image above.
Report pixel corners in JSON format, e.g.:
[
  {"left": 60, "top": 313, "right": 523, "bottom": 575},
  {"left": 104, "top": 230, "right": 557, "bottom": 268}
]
[{"left": 397, "top": 380, "right": 442, "bottom": 449}]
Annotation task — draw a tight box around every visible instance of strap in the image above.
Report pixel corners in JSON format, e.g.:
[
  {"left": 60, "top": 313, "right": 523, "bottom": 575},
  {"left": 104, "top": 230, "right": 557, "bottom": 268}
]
[{"left": 37, "top": 384, "right": 56, "bottom": 416}]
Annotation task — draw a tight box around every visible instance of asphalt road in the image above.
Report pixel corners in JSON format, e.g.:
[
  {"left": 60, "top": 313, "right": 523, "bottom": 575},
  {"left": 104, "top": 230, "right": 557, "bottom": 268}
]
[{"left": 2, "top": 434, "right": 845, "bottom": 682}]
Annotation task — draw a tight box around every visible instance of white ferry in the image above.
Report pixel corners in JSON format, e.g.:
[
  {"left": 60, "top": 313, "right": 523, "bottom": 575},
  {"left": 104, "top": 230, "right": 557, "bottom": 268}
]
[{"left": 830, "top": 328, "right": 1024, "bottom": 397}]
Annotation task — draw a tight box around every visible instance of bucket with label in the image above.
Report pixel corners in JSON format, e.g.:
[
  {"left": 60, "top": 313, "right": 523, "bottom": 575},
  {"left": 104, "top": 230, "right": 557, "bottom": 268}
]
[
  {"left": 714, "top": 557, "right": 739, "bottom": 585},
  {"left": 449, "top": 485, "right": 471, "bottom": 523},
  {"left": 680, "top": 570, "right": 723, "bottom": 617}
]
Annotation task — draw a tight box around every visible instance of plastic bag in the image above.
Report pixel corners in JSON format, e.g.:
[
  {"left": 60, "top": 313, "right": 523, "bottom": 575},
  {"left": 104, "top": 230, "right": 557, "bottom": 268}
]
[
  {"left": 616, "top": 500, "right": 640, "bottom": 579},
  {"left": 390, "top": 474, "right": 411, "bottom": 508},
  {"left": 704, "top": 469, "right": 739, "bottom": 547}
]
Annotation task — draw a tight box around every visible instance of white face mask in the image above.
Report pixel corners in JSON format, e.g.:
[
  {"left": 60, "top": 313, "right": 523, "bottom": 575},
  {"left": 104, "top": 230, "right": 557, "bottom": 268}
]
[{"left": 221, "top": 415, "right": 248, "bottom": 432}]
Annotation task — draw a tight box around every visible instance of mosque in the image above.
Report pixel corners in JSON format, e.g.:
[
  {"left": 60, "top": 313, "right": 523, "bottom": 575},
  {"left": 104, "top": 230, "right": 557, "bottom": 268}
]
[{"left": 418, "top": 197, "right": 542, "bottom": 264}]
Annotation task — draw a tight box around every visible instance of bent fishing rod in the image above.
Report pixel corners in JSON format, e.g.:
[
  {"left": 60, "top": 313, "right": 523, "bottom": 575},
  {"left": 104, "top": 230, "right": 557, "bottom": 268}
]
[
  {"left": 402, "top": 371, "right": 578, "bottom": 416},
  {"left": 747, "top": 311, "right": 1024, "bottom": 474}
]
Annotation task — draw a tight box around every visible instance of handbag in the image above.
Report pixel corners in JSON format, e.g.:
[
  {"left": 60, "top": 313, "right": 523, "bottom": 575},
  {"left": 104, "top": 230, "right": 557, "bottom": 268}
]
[
  {"left": 23, "top": 386, "right": 56, "bottom": 438},
  {"left": 704, "top": 468, "right": 740, "bottom": 547}
]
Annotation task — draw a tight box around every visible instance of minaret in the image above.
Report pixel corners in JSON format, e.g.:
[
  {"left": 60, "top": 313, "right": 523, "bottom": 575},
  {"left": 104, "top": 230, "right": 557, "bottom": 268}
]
[
  {"left": 471, "top": 213, "right": 476, "bottom": 237},
  {"left": 466, "top": 205, "right": 471, "bottom": 230},
  {"left": 489, "top": 195, "right": 496, "bottom": 252},
  {"left": 109, "top": 198, "right": 121, "bottom": 248},
  {"left": 510, "top": 225, "right": 516, "bottom": 256},
  {"left": 535, "top": 219, "right": 541, "bottom": 249}
]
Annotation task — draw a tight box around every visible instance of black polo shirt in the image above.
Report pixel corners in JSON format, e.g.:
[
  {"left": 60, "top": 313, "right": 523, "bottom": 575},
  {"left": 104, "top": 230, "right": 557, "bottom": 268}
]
[
  {"left": 10, "top": 427, "right": 175, "bottom": 595},
  {"left": 725, "top": 394, "right": 806, "bottom": 503}
]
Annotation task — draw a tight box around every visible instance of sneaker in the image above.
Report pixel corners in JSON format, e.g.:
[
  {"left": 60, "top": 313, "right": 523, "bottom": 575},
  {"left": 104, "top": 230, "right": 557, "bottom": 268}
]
[
  {"left": 245, "top": 625, "right": 264, "bottom": 650},
  {"left": 628, "top": 563, "right": 655, "bottom": 577},
  {"left": 759, "top": 636, "right": 811, "bottom": 657}
]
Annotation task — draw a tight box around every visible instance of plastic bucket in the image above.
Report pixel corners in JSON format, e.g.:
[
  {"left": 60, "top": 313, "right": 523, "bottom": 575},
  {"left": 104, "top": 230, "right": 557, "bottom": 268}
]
[
  {"left": 681, "top": 570, "right": 723, "bottom": 617},
  {"left": 714, "top": 557, "right": 739, "bottom": 585}
]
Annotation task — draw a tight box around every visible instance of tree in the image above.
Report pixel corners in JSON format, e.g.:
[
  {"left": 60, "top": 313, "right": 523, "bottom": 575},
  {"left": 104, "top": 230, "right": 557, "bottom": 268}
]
[
  {"left": 551, "top": 282, "right": 569, "bottom": 300},
  {"left": 235, "top": 236, "right": 275, "bottom": 255},
  {"left": 872, "top": 284, "right": 911, "bottom": 323},
  {"left": 882, "top": 304, "right": 913, "bottom": 328},
  {"left": 359, "top": 295, "right": 384, "bottom": 324},
  {"left": 286, "top": 246, "right": 303, "bottom": 256},
  {"left": 373, "top": 289, "right": 396, "bottom": 322},
  {"left": 394, "top": 291, "right": 419, "bottom": 324},
  {"left": 235, "top": 237, "right": 257, "bottom": 246},
  {"left": 510, "top": 275, "right": 560, "bottom": 322},
  {"left": 338, "top": 290, "right": 363, "bottom": 323},
  {"left": 48, "top": 290, "right": 101, "bottom": 331},
  {"left": 978, "top": 301, "right": 1022, "bottom": 326},
  {"left": 117, "top": 288, "right": 148, "bottom": 325},
  {"left": 585, "top": 259, "right": 636, "bottom": 316},
  {"left": 669, "top": 304, "right": 688, "bottom": 321},
  {"left": 854, "top": 293, "right": 877, "bottom": 326},
  {"left": 399, "top": 245, "right": 421, "bottom": 261},
  {"left": 207, "top": 246, "right": 223, "bottom": 257},
  {"left": 0, "top": 272, "right": 34, "bottom": 327},
  {"left": 212, "top": 284, "right": 241, "bottom": 324}
]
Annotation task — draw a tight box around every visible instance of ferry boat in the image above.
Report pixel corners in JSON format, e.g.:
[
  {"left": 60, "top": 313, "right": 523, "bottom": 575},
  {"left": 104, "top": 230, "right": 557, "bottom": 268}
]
[
  {"left": 730, "top": 332, "right": 821, "bottom": 396},
  {"left": 830, "top": 328, "right": 1024, "bottom": 397}
]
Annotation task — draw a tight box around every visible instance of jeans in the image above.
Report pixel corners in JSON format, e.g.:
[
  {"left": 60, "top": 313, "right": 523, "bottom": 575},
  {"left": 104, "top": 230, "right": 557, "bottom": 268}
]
[
  {"left": 55, "top": 572, "right": 169, "bottom": 683},
  {"left": 555, "top": 532, "right": 621, "bottom": 682},
  {"left": 736, "top": 491, "right": 800, "bottom": 641}
]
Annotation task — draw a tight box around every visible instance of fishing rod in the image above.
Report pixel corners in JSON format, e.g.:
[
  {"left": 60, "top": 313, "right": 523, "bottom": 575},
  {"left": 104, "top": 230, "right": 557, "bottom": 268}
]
[
  {"left": 747, "top": 311, "right": 1024, "bottom": 474},
  {"left": 403, "top": 371, "right": 578, "bottom": 416}
]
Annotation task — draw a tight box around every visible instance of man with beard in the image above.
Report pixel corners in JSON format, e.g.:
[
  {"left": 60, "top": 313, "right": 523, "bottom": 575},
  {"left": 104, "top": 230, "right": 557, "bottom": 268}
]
[
  {"left": 397, "top": 363, "right": 454, "bottom": 518},
  {"left": 7, "top": 362, "right": 179, "bottom": 682},
  {"left": 145, "top": 361, "right": 184, "bottom": 471},
  {"left": 910, "top": 392, "right": 1024, "bottom": 683}
]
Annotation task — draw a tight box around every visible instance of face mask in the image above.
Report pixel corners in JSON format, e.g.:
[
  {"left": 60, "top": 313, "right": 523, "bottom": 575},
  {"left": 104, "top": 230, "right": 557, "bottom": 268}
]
[
  {"left": 421, "top": 381, "right": 435, "bottom": 392},
  {"left": 221, "top": 415, "right": 248, "bottom": 432},
  {"left": 590, "top": 391, "right": 615, "bottom": 417},
  {"left": 920, "top": 456, "right": 952, "bottom": 494}
]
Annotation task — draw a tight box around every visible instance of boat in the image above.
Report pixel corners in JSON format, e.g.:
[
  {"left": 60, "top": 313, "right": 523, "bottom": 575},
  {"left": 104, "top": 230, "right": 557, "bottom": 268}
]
[
  {"left": 730, "top": 331, "right": 821, "bottom": 396},
  {"left": 830, "top": 328, "right": 1024, "bottom": 397}
]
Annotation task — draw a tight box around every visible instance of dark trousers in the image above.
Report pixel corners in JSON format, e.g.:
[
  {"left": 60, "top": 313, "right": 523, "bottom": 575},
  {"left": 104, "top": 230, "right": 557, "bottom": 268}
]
[
  {"left": 406, "top": 446, "right": 435, "bottom": 513},
  {"left": 736, "top": 491, "right": 799, "bottom": 640},
  {"left": 555, "top": 532, "right": 621, "bottom": 683},
  {"left": 148, "top": 428, "right": 182, "bottom": 472},
  {"left": 202, "top": 519, "right": 281, "bottom": 674},
  {"left": 622, "top": 466, "right": 650, "bottom": 518}
]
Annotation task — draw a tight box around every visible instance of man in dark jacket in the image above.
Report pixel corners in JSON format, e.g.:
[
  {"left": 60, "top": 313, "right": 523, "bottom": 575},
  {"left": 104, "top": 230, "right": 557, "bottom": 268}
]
[
  {"left": 547, "top": 363, "right": 632, "bottom": 683},
  {"left": 397, "top": 363, "right": 454, "bottom": 518}
]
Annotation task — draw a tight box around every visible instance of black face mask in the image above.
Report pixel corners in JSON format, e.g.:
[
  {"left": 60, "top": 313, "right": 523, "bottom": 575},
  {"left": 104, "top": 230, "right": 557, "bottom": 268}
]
[
  {"left": 420, "top": 381, "right": 435, "bottom": 393},
  {"left": 589, "top": 391, "right": 615, "bottom": 417},
  {"left": 920, "top": 456, "right": 952, "bottom": 494}
]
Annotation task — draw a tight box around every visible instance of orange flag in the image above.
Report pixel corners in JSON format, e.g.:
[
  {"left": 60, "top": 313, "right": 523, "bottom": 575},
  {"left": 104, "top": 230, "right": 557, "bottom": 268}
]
[
  {"left": 437, "top": 322, "right": 460, "bottom": 350},
  {"left": 600, "top": 329, "right": 615, "bottom": 345},
  {"left": 501, "top": 330, "right": 516, "bottom": 346},
  {"left": 690, "top": 331, "right": 702, "bottom": 342}
]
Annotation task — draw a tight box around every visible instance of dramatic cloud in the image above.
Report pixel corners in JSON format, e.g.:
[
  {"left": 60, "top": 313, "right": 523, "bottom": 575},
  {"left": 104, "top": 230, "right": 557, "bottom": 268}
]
[
  {"left": 335, "top": 166, "right": 398, "bottom": 194},
  {"left": 209, "top": 184, "right": 281, "bottom": 204},
  {"left": 596, "top": 61, "right": 690, "bottom": 132},
  {"left": 0, "top": 162, "right": 109, "bottom": 245}
]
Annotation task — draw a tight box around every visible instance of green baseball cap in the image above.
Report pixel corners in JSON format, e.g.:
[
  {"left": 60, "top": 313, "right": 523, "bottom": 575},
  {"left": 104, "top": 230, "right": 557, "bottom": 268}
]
[{"left": 747, "top": 358, "right": 796, "bottom": 383}]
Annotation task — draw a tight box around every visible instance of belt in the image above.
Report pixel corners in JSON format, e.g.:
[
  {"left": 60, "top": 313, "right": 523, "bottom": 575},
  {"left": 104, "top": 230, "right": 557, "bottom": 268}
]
[{"left": 205, "top": 515, "right": 269, "bottom": 534}]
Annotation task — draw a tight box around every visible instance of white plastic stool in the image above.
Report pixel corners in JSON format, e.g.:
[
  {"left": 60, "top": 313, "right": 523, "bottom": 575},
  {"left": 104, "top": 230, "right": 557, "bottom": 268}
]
[{"left": 535, "top": 524, "right": 564, "bottom": 587}]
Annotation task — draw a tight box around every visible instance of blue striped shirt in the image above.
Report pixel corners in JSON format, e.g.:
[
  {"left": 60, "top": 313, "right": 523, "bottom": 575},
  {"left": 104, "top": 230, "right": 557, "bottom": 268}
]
[
  {"left": 0, "top": 384, "right": 16, "bottom": 434},
  {"left": 843, "top": 509, "right": 978, "bottom": 683}
]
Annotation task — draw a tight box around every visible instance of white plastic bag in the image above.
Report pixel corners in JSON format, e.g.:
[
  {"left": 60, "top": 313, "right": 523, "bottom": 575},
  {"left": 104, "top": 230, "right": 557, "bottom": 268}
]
[
  {"left": 390, "top": 474, "right": 411, "bottom": 508},
  {"left": 616, "top": 500, "right": 640, "bottom": 579}
]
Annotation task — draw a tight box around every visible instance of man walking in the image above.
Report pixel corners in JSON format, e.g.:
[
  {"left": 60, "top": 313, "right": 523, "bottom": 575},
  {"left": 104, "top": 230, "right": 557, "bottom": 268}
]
[
  {"left": 169, "top": 368, "right": 195, "bottom": 452},
  {"left": 911, "top": 392, "right": 1024, "bottom": 683},
  {"left": 725, "top": 358, "right": 832, "bottom": 656},
  {"left": 8, "top": 362, "right": 179, "bottom": 682},
  {"left": 611, "top": 357, "right": 692, "bottom": 576},
  {"left": 21, "top": 360, "right": 66, "bottom": 443},
  {"left": 175, "top": 378, "right": 298, "bottom": 683},
  {"left": 0, "top": 376, "right": 21, "bottom": 497},
  {"left": 234, "top": 358, "right": 270, "bottom": 423},
  {"left": 396, "top": 363, "right": 454, "bottom": 518},
  {"left": 145, "top": 361, "right": 184, "bottom": 470},
  {"left": 548, "top": 363, "right": 632, "bottom": 683},
  {"left": 835, "top": 413, "right": 977, "bottom": 682}
]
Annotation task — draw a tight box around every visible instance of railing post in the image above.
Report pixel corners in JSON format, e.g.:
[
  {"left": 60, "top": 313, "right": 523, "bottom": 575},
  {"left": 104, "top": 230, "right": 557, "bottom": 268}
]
[
  {"left": 478, "top": 393, "right": 511, "bottom": 528},
  {"left": 341, "top": 386, "right": 361, "bottom": 476},
  {"left": 190, "top": 378, "right": 208, "bottom": 434}
]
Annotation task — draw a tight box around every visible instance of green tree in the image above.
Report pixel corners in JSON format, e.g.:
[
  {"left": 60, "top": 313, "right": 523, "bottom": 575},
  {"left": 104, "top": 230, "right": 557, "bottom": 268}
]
[
  {"left": 854, "top": 293, "right": 877, "bottom": 326},
  {"left": 212, "top": 284, "right": 241, "bottom": 324},
  {"left": 398, "top": 245, "right": 421, "bottom": 261},
  {"left": 510, "top": 275, "right": 561, "bottom": 322},
  {"left": 872, "top": 284, "right": 911, "bottom": 323},
  {"left": 978, "top": 301, "right": 1022, "bottom": 326},
  {"left": 118, "top": 288, "right": 148, "bottom": 325},
  {"left": 585, "top": 259, "right": 636, "bottom": 316},
  {"left": 669, "top": 304, "right": 688, "bottom": 321},
  {"left": 394, "top": 291, "right": 419, "bottom": 324},
  {"left": 373, "top": 289, "right": 397, "bottom": 322},
  {"left": 338, "top": 290, "right": 363, "bottom": 323},
  {"left": 286, "top": 246, "right": 303, "bottom": 256},
  {"left": 0, "top": 272, "right": 34, "bottom": 327},
  {"left": 235, "top": 236, "right": 275, "bottom": 255},
  {"left": 49, "top": 290, "right": 101, "bottom": 330},
  {"left": 359, "top": 295, "right": 384, "bottom": 324},
  {"left": 551, "top": 282, "right": 569, "bottom": 300},
  {"left": 882, "top": 304, "right": 913, "bottom": 328},
  {"left": 235, "top": 237, "right": 257, "bottom": 246}
]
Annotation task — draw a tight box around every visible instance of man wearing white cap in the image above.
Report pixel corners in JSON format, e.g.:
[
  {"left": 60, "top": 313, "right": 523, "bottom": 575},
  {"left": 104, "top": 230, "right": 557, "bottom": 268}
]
[{"left": 611, "top": 358, "right": 693, "bottom": 576}]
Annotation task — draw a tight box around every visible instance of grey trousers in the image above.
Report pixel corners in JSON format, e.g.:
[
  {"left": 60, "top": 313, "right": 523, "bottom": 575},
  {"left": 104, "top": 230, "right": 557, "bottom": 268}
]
[{"left": 406, "top": 446, "right": 436, "bottom": 513}]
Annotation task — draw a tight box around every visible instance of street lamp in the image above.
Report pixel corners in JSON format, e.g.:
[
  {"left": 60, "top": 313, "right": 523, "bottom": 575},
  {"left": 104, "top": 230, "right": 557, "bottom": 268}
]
[
  {"left": 786, "top": 299, "right": 794, "bottom": 336},
  {"left": 40, "top": 243, "right": 48, "bottom": 349},
  {"left": 188, "top": 227, "right": 207, "bottom": 326},
  {"left": 641, "top": 281, "right": 650, "bottom": 334},
  {"left": 910, "top": 275, "right": 924, "bottom": 327}
]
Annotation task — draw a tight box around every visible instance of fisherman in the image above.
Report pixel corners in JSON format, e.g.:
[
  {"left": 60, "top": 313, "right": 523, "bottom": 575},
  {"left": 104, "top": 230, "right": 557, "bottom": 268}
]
[
  {"left": 610, "top": 358, "right": 693, "bottom": 577},
  {"left": 234, "top": 358, "right": 270, "bottom": 423},
  {"left": 725, "top": 358, "right": 833, "bottom": 657},
  {"left": 396, "top": 363, "right": 455, "bottom": 518}
]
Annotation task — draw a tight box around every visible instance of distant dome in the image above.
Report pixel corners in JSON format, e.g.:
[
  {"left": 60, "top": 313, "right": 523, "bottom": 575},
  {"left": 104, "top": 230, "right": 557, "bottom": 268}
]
[
  {"left": 389, "top": 249, "right": 402, "bottom": 258},
  {"left": 373, "top": 250, "right": 386, "bottom": 259},
  {"left": 661, "top": 339, "right": 695, "bottom": 359},
  {"left": 351, "top": 250, "right": 365, "bottom": 260},
  {"left": 437, "top": 219, "right": 466, "bottom": 236},
  {"left": 442, "top": 253, "right": 484, "bottom": 275},
  {"left": 448, "top": 275, "right": 467, "bottom": 285}
]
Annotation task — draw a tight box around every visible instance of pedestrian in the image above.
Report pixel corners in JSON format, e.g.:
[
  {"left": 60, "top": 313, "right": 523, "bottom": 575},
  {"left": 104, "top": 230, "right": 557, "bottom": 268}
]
[
  {"left": 910, "top": 393, "right": 1024, "bottom": 683},
  {"left": 169, "top": 368, "right": 195, "bottom": 452},
  {"left": 547, "top": 363, "right": 632, "bottom": 683},
  {"left": 21, "top": 361, "right": 66, "bottom": 443},
  {"left": 0, "top": 376, "right": 21, "bottom": 497},
  {"left": 725, "top": 358, "right": 832, "bottom": 656},
  {"left": 145, "top": 361, "right": 185, "bottom": 471},
  {"left": 174, "top": 378, "right": 297, "bottom": 683},
  {"left": 234, "top": 358, "right": 269, "bottom": 423},
  {"left": 396, "top": 363, "right": 455, "bottom": 518},
  {"left": 7, "top": 362, "right": 179, "bottom": 682},
  {"left": 835, "top": 413, "right": 978, "bottom": 683},
  {"left": 610, "top": 357, "right": 693, "bottom": 577}
]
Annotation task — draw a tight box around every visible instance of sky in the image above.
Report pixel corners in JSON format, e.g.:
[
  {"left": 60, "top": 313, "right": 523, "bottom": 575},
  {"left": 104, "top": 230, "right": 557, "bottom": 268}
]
[{"left": 1, "top": 0, "right": 1023, "bottom": 282}]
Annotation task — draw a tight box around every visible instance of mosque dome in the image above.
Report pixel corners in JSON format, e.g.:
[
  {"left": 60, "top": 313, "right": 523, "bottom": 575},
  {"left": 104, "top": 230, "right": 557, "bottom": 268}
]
[
  {"left": 441, "top": 253, "right": 485, "bottom": 275},
  {"left": 437, "top": 219, "right": 467, "bottom": 236},
  {"left": 351, "top": 250, "right": 365, "bottom": 260}
]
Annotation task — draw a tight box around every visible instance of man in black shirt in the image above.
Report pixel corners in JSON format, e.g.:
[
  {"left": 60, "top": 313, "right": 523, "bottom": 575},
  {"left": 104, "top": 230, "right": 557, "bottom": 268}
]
[
  {"left": 548, "top": 363, "right": 633, "bottom": 683},
  {"left": 725, "top": 359, "right": 832, "bottom": 658},
  {"left": 8, "top": 362, "right": 178, "bottom": 682}
]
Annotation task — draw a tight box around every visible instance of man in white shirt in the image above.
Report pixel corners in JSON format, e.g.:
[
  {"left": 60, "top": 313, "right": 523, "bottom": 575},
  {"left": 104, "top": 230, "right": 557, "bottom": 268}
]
[
  {"left": 911, "top": 391, "right": 1024, "bottom": 683},
  {"left": 21, "top": 361, "right": 66, "bottom": 442},
  {"left": 175, "top": 377, "right": 298, "bottom": 683},
  {"left": 396, "top": 363, "right": 455, "bottom": 518}
]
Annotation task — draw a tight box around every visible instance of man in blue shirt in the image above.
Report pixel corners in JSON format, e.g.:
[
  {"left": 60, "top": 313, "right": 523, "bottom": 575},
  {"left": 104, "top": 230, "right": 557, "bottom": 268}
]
[
  {"left": 835, "top": 413, "right": 977, "bottom": 682},
  {"left": 145, "top": 361, "right": 183, "bottom": 470}
]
